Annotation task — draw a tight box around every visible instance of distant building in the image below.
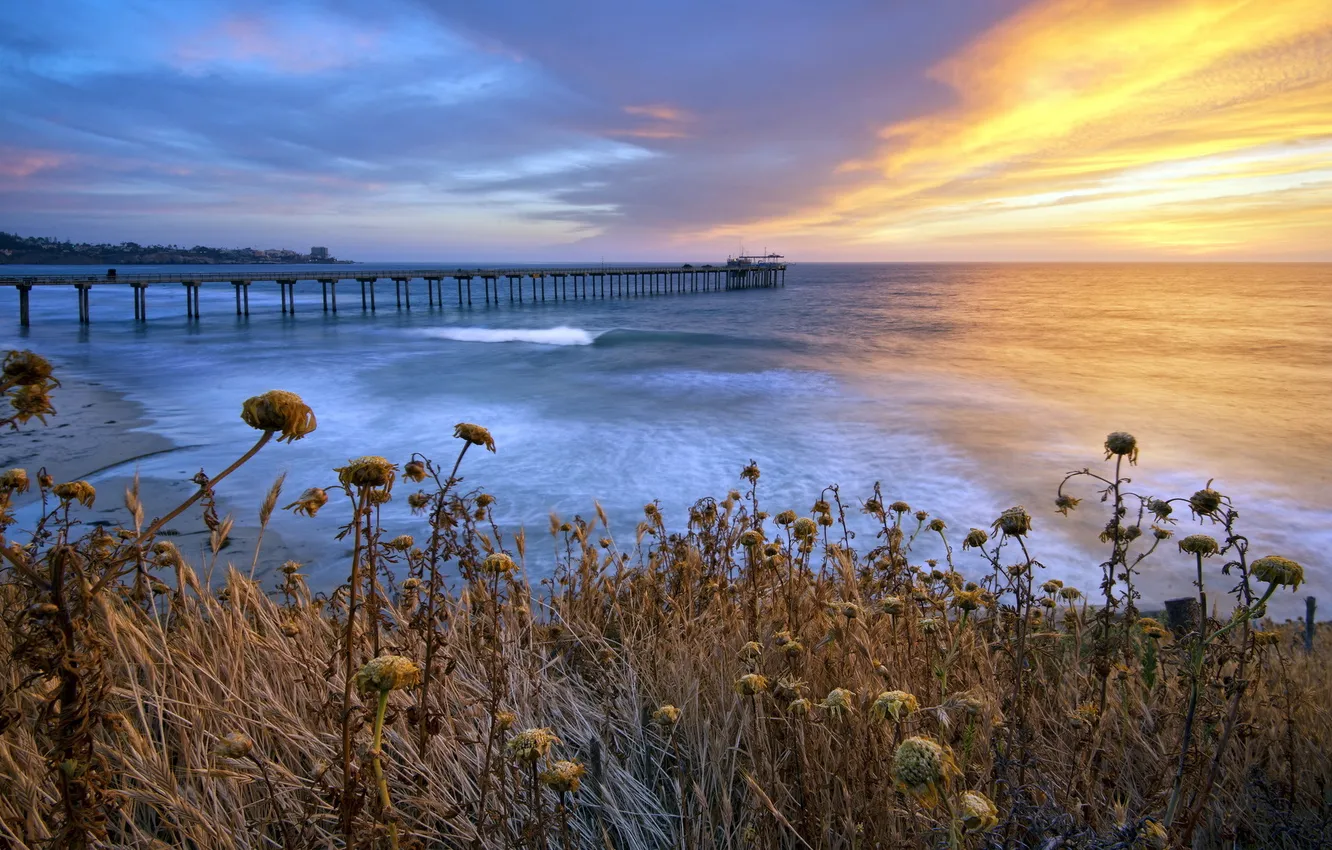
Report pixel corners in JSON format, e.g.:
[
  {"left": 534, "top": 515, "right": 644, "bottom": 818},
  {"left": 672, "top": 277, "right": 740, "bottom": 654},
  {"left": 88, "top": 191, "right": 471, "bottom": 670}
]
[{"left": 311, "top": 246, "right": 329, "bottom": 260}]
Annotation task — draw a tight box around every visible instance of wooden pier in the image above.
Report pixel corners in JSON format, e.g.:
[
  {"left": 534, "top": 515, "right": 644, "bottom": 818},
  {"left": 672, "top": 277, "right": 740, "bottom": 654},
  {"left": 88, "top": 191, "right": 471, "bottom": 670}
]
[{"left": 2, "top": 259, "right": 785, "bottom": 326}]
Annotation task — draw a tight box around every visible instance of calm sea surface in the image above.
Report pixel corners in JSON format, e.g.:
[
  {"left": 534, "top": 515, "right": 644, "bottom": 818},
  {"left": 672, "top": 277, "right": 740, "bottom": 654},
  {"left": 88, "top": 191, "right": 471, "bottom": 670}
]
[{"left": 6, "top": 262, "right": 1330, "bottom": 615}]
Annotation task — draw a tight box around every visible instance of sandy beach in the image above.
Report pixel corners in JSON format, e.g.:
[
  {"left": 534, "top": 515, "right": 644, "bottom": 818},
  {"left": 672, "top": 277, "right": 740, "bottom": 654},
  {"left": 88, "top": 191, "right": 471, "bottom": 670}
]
[{"left": 4, "top": 362, "right": 302, "bottom": 584}]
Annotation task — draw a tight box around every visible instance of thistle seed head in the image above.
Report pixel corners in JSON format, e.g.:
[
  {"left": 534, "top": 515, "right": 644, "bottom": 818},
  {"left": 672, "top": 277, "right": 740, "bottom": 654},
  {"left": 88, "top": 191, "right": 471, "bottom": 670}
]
[
  {"left": 453, "top": 423, "right": 496, "bottom": 452},
  {"left": 1251, "top": 555, "right": 1304, "bottom": 589},
  {"left": 505, "top": 727, "right": 560, "bottom": 764},
  {"left": 240, "top": 390, "right": 317, "bottom": 443},
  {"left": 355, "top": 655, "right": 422, "bottom": 694},
  {"left": 871, "top": 690, "right": 919, "bottom": 722},
  {"left": 540, "top": 760, "right": 586, "bottom": 793},
  {"left": 52, "top": 480, "right": 96, "bottom": 507}
]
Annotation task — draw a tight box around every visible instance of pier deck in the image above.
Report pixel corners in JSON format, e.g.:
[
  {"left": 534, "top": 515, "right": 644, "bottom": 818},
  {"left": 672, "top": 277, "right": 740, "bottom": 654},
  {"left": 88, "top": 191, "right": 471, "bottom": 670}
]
[{"left": 1, "top": 262, "right": 786, "bottom": 326}]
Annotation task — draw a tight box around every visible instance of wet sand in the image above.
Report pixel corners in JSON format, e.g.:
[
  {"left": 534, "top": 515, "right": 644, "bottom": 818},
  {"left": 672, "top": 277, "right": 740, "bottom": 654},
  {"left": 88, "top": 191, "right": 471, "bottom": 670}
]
[{"left": 4, "top": 366, "right": 302, "bottom": 585}]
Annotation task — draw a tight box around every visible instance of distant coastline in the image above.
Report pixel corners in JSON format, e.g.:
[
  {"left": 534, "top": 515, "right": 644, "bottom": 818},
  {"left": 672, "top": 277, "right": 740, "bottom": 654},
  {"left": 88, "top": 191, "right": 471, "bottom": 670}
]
[{"left": 0, "top": 231, "right": 354, "bottom": 265}]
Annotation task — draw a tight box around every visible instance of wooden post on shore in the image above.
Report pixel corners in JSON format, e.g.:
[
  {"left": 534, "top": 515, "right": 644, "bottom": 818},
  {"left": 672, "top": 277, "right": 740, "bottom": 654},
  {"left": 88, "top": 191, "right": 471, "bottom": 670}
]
[
  {"left": 17, "top": 284, "right": 31, "bottom": 327},
  {"left": 1306, "top": 597, "right": 1317, "bottom": 654}
]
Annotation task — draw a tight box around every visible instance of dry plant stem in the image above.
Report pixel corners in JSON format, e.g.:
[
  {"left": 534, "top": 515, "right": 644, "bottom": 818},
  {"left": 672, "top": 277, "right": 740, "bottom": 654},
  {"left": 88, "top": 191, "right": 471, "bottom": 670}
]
[
  {"left": 371, "top": 688, "right": 400, "bottom": 850},
  {"left": 340, "top": 485, "right": 371, "bottom": 841},
  {"left": 249, "top": 753, "right": 298, "bottom": 850}
]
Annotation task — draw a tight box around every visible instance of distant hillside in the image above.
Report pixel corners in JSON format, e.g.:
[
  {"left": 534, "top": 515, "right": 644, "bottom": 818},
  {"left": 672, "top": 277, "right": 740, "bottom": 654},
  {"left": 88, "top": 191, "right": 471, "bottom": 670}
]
[{"left": 0, "top": 232, "right": 351, "bottom": 265}]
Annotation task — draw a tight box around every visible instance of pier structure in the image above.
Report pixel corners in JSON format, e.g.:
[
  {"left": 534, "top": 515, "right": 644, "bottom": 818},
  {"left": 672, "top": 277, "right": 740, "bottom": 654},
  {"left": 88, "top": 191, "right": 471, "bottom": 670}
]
[{"left": 2, "top": 260, "right": 786, "bottom": 326}]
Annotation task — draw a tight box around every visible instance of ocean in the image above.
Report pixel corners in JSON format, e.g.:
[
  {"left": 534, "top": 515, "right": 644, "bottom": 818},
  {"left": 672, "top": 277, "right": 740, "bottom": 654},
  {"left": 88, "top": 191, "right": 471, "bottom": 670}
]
[{"left": 6, "top": 262, "right": 1330, "bottom": 616}]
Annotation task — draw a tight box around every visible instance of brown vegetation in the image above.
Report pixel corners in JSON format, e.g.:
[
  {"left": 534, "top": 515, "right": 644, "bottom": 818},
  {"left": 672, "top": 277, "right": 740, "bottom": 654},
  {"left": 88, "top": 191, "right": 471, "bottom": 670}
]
[{"left": 1, "top": 350, "right": 1328, "bottom": 849}]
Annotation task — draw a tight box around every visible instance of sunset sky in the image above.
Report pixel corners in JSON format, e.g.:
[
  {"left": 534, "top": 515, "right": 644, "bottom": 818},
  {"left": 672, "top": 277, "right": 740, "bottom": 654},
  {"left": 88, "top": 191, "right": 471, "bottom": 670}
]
[{"left": 1, "top": 0, "right": 1329, "bottom": 261}]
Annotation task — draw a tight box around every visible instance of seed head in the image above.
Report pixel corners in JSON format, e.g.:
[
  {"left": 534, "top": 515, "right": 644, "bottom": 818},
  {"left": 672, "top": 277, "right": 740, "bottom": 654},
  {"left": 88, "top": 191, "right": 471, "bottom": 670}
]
[
  {"left": 863, "top": 499, "right": 884, "bottom": 515},
  {"left": 927, "top": 518, "right": 946, "bottom": 532},
  {"left": 962, "top": 528, "right": 989, "bottom": 550},
  {"left": 9, "top": 385, "right": 55, "bottom": 424},
  {"left": 819, "top": 687, "right": 855, "bottom": 719},
  {"left": 1178, "top": 535, "right": 1220, "bottom": 557},
  {"left": 735, "top": 673, "right": 769, "bottom": 696},
  {"left": 1251, "top": 555, "right": 1304, "bottom": 589},
  {"left": 404, "top": 460, "right": 427, "bottom": 482},
  {"left": 453, "top": 423, "right": 496, "bottom": 452},
  {"left": 959, "top": 790, "right": 999, "bottom": 832},
  {"left": 1147, "top": 498, "right": 1173, "bottom": 520},
  {"left": 992, "top": 506, "right": 1032, "bottom": 538},
  {"left": 2, "top": 350, "right": 54, "bottom": 386},
  {"left": 775, "top": 510, "right": 796, "bottom": 526},
  {"left": 216, "top": 732, "right": 253, "bottom": 760},
  {"left": 540, "top": 760, "right": 586, "bottom": 793},
  {"left": 1189, "top": 487, "right": 1224, "bottom": 517},
  {"left": 336, "top": 456, "right": 396, "bottom": 489},
  {"left": 1252, "top": 629, "right": 1281, "bottom": 646},
  {"left": 889, "top": 501, "right": 911, "bottom": 514},
  {"left": 52, "top": 480, "right": 96, "bottom": 508},
  {"left": 482, "top": 553, "right": 517, "bottom": 575},
  {"left": 652, "top": 704, "right": 681, "bottom": 727},
  {"left": 738, "top": 640, "right": 763, "bottom": 661},
  {"left": 741, "top": 461, "right": 761, "bottom": 483},
  {"left": 787, "top": 698, "right": 812, "bottom": 716},
  {"left": 285, "top": 487, "right": 328, "bottom": 517},
  {"left": 1058, "top": 586, "right": 1082, "bottom": 601},
  {"left": 505, "top": 727, "right": 560, "bottom": 764},
  {"left": 407, "top": 492, "right": 430, "bottom": 511},
  {"left": 388, "top": 535, "right": 414, "bottom": 552},
  {"left": 240, "top": 390, "right": 317, "bottom": 443},
  {"left": 738, "top": 529, "right": 763, "bottom": 548},
  {"left": 881, "top": 596, "right": 905, "bottom": 616},
  {"left": 893, "top": 737, "right": 952, "bottom": 806},
  {"left": 871, "top": 690, "right": 919, "bottom": 722},
  {"left": 1103, "top": 432, "right": 1138, "bottom": 464},
  {"left": 476, "top": 493, "right": 495, "bottom": 508},
  {"left": 355, "top": 655, "right": 422, "bottom": 694},
  {"left": 792, "top": 516, "right": 818, "bottom": 541},
  {"left": 1, "top": 468, "right": 29, "bottom": 493},
  {"left": 920, "top": 618, "right": 942, "bottom": 634},
  {"left": 1055, "top": 495, "right": 1080, "bottom": 515},
  {"left": 952, "top": 590, "right": 983, "bottom": 612},
  {"left": 812, "top": 499, "right": 831, "bottom": 514}
]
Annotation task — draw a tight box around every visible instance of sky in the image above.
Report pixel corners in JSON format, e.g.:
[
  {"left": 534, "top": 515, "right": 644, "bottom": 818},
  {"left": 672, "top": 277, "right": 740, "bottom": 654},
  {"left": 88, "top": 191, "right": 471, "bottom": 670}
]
[{"left": 1, "top": 0, "right": 1329, "bottom": 261}]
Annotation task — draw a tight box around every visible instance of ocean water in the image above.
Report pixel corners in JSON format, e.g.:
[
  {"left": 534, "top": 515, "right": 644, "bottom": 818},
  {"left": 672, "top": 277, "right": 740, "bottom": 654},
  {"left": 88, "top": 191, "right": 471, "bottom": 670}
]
[{"left": 6, "top": 262, "right": 1330, "bottom": 616}]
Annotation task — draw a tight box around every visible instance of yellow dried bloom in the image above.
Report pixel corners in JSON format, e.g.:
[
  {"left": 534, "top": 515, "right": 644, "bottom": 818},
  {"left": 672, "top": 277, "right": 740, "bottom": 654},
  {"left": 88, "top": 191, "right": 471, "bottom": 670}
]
[
  {"left": 881, "top": 596, "right": 905, "bottom": 616},
  {"left": 787, "top": 698, "right": 812, "bottom": 716},
  {"left": 1103, "top": 431, "right": 1138, "bottom": 464},
  {"left": 52, "top": 480, "right": 95, "bottom": 507},
  {"left": 992, "top": 506, "right": 1032, "bottom": 538},
  {"left": 1179, "top": 535, "right": 1219, "bottom": 557},
  {"left": 388, "top": 535, "right": 414, "bottom": 552},
  {"left": 953, "top": 590, "right": 983, "bottom": 612},
  {"left": 738, "top": 641, "right": 763, "bottom": 661},
  {"left": 927, "top": 518, "right": 946, "bottom": 532},
  {"left": 407, "top": 491, "right": 430, "bottom": 511},
  {"left": 1252, "top": 555, "right": 1304, "bottom": 589},
  {"left": 476, "top": 493, "right": 495, "bottom": 508},
  {"left": 962, "top": 528, "right": 989, "bottom": 550},
  {"left": 1, "top": 468, "right": 29, "bottom": 493},
  {"left": 10, "top": 385, "right": 55, "bottom": 424},
  {"left": 893, "top": 737, "right": 954, "bottom": 807},
  {"left": 1252, "top": 629, "right": 1281, "bottom": 647},
  {"left": 540, "top": 760, "right": 585, "bottom": 793},
  {"left": 738, "top": 529, "right": 763, "bottom": 548},
  {"left": 454, "top": 422, "right": 496, "bottom": 452},
  {"left": 1059, "top": 586, "right": 1082, "bottom": 601},
  {"left": 774, "top": 509, "right": 796, "bottom": 526},
  {"left": 1055, "top": 494, "right": 1081, "bottom": 515},
  {"left": 1138, "top": 819, "right": 1168, "bottom": 849},
  {"left": 482, "top": 552, "right": 516, "bottom": 575},
  {"left": 735, "top": 673, "right": 769, "bottom": 696},
  {"left": 792, "top": 516, "right": 818, "bottom": 541},
  {"left": 505, "top": 727, "right": 560, "bottom": 764},
  {"left": 652, "top": 704, "right": 681, "bottom": 727},
  {"left": 281, "top": 622, "right": 301, "bottom": 638},
  {"left": 889, "top": 501, "right": 911, "bottom": 514},
  {"left": 216, "top": 732, "right": 253, "bottom": 760},
  {"left": 920, "top": 618, "right": 942, "bottom": 635},
  {"left": 2, "top": 350, "right": 54, "bottom": 386},
  {"left": 240, "top": 390, "right": 316, "bottom": 443},
  {"left": 741, "top": 462, "right": 760, "bottom": 483},
  {"left": 403, "top": 460, "right": 426, "bottom": 482},
  {"left": 336, "top": 456, "right": 395, "bottom": 489},
  {"left": 812, "top": 499, "right": 831, "bottom": 514},
  {"left": 355, "top": 655, "right": 422, "bottom": 694},
  {"left": 284, "top": 487, "right": 328, "bottom": 517},
  {"left": 495, "top": 711, "right": 517, "bottom": 731},
  {"left": 871, "top": 690, "right": 919, "bottom": 722},
  {"left": 959, "top": 790, "right": 999, "bottom": 832},
  {"left": 820, "top": 687, "right": 855, "bottom": 719}
]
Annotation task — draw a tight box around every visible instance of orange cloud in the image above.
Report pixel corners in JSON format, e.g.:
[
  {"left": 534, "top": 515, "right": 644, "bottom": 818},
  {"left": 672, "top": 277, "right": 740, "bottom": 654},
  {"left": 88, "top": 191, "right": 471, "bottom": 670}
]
[
  {"left": 0, "top": 148, "right": 72, "bottom": 179},
  {"left": 707, "top": 0, "right": 1332, "bottom": 258},
  {"left": 611, "top": 104, "right": 693, "bottom": 140}
]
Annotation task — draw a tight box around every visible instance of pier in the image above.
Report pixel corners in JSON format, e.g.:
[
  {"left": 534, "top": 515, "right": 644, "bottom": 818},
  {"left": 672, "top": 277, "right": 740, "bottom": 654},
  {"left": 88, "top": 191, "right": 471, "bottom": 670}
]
[{"left": 2, "top": 257, "right": 785, "bottom": 326}]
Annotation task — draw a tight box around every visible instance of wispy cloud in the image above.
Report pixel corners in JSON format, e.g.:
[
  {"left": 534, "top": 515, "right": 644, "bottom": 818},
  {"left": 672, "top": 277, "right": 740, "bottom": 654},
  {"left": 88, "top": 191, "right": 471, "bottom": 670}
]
[
  {"left": 708, "top": 0, "right": 1332, "bottom": 258},
  {"left": 170, "top": 12, "right": 382, "bottom": 75}
]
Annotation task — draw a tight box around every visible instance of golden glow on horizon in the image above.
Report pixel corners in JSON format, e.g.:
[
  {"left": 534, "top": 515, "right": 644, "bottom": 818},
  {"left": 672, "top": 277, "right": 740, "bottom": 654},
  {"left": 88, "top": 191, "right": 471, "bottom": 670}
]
[{"left": 707, "top": 0, "right": 1332, "bottom": 257}]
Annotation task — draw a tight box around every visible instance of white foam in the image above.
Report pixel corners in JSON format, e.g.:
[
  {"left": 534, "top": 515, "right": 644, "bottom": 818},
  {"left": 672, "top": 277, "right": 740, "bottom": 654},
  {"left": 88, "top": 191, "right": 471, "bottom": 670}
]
[{"left": 420, "top": 326, "right": 596, "bottom": 346}]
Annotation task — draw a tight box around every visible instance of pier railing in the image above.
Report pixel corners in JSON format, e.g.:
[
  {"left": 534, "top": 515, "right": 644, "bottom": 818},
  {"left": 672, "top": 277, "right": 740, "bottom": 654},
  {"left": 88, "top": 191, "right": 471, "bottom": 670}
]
[{"left": 2, "top": 263, "right": 786, "bottom": 326}]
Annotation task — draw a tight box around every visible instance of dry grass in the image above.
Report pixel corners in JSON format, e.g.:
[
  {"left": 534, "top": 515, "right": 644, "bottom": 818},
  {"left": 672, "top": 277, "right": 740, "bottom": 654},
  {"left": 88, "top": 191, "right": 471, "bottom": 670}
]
[{"left": 1, "top": 354, "right": 1330, "bottom": 849}]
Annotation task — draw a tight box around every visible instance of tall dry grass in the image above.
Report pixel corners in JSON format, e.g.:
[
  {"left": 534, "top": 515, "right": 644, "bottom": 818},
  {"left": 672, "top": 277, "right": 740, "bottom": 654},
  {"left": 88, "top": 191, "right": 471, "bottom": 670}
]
[{"left": 1, "top": 350, "right": 1329, "bottom": 849}]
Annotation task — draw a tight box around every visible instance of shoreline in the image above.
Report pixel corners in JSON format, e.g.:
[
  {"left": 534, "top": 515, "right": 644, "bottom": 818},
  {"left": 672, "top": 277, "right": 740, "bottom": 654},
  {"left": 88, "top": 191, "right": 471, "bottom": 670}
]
[{"left": 5, "top": 364, "right": 301, "bottom": 583}]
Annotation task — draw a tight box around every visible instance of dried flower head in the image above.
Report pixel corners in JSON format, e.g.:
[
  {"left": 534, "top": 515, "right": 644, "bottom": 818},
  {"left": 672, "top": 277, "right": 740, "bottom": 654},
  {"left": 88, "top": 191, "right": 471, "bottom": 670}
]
[
  {"left": 962, "top": 528, "right": 989, "bottom": 550},
  {"left": 407, "top": 492, "right": 430, "bottom": 512},
  {"left": 893, "top": 737, "right": 953, "bottom": 807},
  {"left": 0, "top": 468, "right": 29, "bottom": 493},
  {"left": 652, "top": 704, "right": 681, "bottom": 727},
  {"left": 820, "top": 687, "right": 855, "bottom": 719},
  {"left": 355, "top": 655, "right": 422, "bottom": 694},
  {"left": 992, "top": 506, "right": 1032, "bottom": 538},
  {"left": 775, "top": 510, "right": 796, "bottom": 526},
  {"left": 216, "top": 732, "right": 253, "bottom": 760},
  {"left": 735, "top": 673, "right": 770, "bottom": 696},
  {"left": 953, "top": 590, "right": 984, "bottom": 612},
  {"left": 1147, "top": 498, "right": 1173, "bottom": 520},
  {"left": 1058, "top": 586, "right": 1082, "bottom": 601},
  {"left": 1189, "top": 487, "right": 1224, "bottom": 517},
  {"left": 889, "top": 501, "right": 911, "bottom": 514},
  {"left": 403, "top": 460, "right": 427, "bottom": 482},
  {"left": 453, "top": 422, "right": 496, "bottom": 452},
  {"left": 863, "top": 498, "right": 884, "bottom": 515},
  {"left": 1178, "top": 535, "right": 1220, "bottom": 557},
  {"left": 336, "top": 456, "right": 396, "bottom": 489},
  {"left": 1103, "top": 431, "right": 1138, "bottom": 464},
  {"left": 741, "top": 461, "right": 761, "bottom": 483},
  {"left": 738, "top": 640, "right": 763, "bottom": 661},
  {"left": 1252, "top": 629, "right": 1281, "bottom": 647},
  {"left": 881, "top": 596, "right": 905, "bottom": 616},
  {"left": 927, "top": 518, "right": 947, "bottom": 532},
  {"left": 388, "top": 534, "right": 414, "bottom": 552},
  {"left": 738, "top": 529, "right": 763, "bottom": 548},
  {"left": 1251, "top": 555, "right": 1304, "bottom": 589},
  {"left": 240, "top": 390, "right": 316, "bottom": 443},
  {"left": 9, "top": 384, "right": 56, "bottom": 424},
  {"left": 920, "top": 618, "right": 942, "bottom": 635},
  {"left": 792, "top": 516, "right": 818, "bottom": 541},
  {"left": 482, "top": 552, "right": 517, "bottom": 575},
  {"left": 505, "top": 727, "right": 561, "bottom": 764},
  {"left": 52, "top": 480, "right": 96, "bottom": 507},
  {"left": 871, "top": 690, "right": 919, "bottom": 722},
  {"left": 1055, "top": 495, "right": 1081, "bottom": 515},
  {"left": 540, "top": 760, "right": 586, "bottom": 793},
  {"left": 959, "top": 790, "right": 999, "bottom": 832},
  {"left": 787, "top": 698, "right": 812, "bottom": 717},
  {"left": 285, "top": 487, "right": 328, "bottom": 517},
  {"left": 2, "top": 350, "right": 54, "bottom": 386}
]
